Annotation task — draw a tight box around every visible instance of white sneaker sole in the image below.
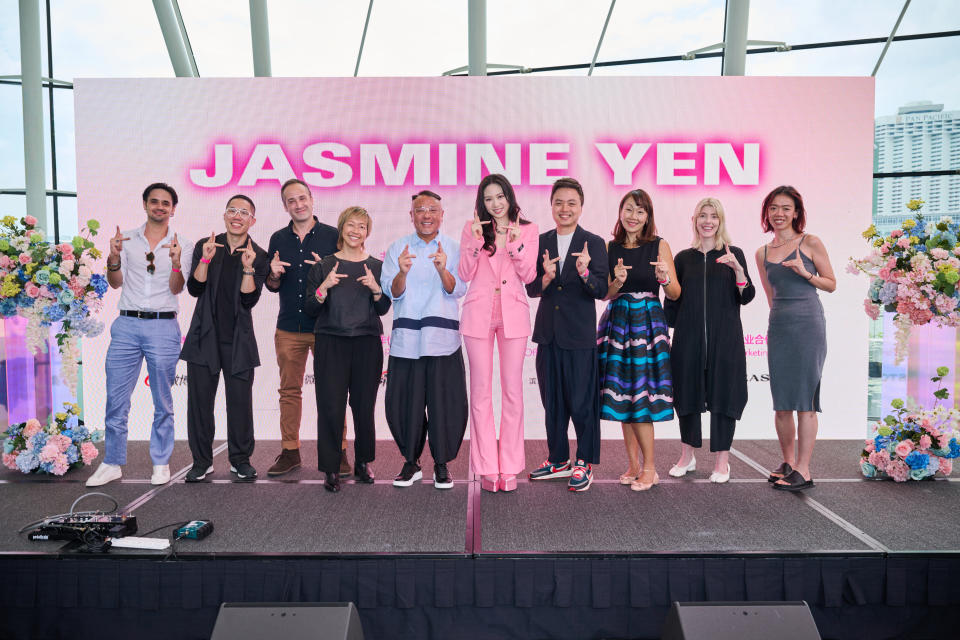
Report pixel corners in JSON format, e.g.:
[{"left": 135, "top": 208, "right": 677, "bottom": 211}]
[
  {"left": 393, "top": 469, "right": 423, "bottom": 487},
  {"left": 85, "top": 467, "right": 122, "bottom": 487},
  {"left": 530, "top": 468, "right": 573, "bottom": 480},
  {"left": 433, "top": 474, "right": 454, "bottom": 489},
  {"left": 186, "top": 466, "right": 214, "bottom": 482}
]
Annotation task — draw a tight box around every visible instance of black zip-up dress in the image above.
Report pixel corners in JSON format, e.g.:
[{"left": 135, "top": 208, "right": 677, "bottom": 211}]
[{"left": 664, "top": 246, "right": 755, "bottom": 419}]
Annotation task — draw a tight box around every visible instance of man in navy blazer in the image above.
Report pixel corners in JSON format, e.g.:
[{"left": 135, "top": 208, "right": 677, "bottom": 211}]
[{"left": 525, "top": 177, "right": 608, "bottom": 491}]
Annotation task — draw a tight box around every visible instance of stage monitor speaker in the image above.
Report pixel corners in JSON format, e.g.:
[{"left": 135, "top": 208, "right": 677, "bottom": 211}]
[
  {"left": 210, "top": 602, "right": 364, "bottom": 640},
  {"left": 661, "top": 601, "right": 821, "bottom": 640}
]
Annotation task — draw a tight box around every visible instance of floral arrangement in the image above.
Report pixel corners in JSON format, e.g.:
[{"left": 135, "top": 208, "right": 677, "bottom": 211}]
[
  {"left": 2, "top": 402, "right": 102, "bottom": 475},
  {"left": 849, "top": 199, "right": 960, "bottom": 363},
  {"left": 0, "top": 214, "right": 108, "bottom": 392},
  {"left": 860, "top": 367, "right": 960, "bottom": 481}
]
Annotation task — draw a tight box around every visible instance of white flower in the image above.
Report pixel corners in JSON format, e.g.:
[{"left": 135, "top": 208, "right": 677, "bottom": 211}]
[{"left": 939, "top": 216, "right": 954, "bottom": 225}]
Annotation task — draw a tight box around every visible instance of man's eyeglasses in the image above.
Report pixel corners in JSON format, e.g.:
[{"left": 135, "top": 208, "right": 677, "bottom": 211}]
[
  {"left": 225, "top": 207, "right": 253, "bottom": 219},
  {"left": 146, "top": 252, "right": 156, "bottom": 275},
  {"left": 413, "top": 207, "right": 441, "bottom": 214}
]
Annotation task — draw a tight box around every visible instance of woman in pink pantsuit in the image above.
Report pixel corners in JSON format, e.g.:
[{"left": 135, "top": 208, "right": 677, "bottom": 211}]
[{"left": 459, "top": 174, "right": 539, "bottom": 492}]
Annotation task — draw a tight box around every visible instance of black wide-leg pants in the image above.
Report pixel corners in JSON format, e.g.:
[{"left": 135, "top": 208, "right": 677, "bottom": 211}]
[
  {"left": 186, "top": 342, "right": 255, "bottom": 468},
  {"left": 678, "top": 411, "right": 736, "bottom": 452},
  {"left": 314, "top": 333, "right": 383, "bottom": 473},
  {"left": 535, "top": 341, "right": 601, "bottom": 465},
  {"left": 385, "top": 349, "right": 468, "bottom": 465}
]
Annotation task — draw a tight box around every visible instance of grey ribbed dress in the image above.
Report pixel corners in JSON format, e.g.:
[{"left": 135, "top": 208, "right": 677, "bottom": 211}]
[{"left": 764, "top": 237, "right": 826, "bottom": 412}]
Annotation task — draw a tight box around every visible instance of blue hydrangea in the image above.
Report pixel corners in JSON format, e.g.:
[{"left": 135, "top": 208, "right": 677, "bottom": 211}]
[
  {"left": 948, "top": 439, "right": 960, "bottom": 459},
  {"left": 32, "top": 269, "right": 50, "bottom": 284},
  {"left": 904, "top": 451, "right": 930, "bottom": 470},
  {"left": 66, "top": 415, "right": 79, "bottom": 430},
  {"left": 879, "top": 281, "right": 899, "bottom": 305},
  {"left": 90, "top": 430, "right": 104, "bottom": 443},
  {"left": 43, "top": 304, "right": 65, "bottom": 322},
  {"left": 16, "top": 293, "right": 35, "bottom": 308},
  {"left": 925, "top": 456, "right": 941, "bottom": 475},
  {"left": 861, "top": 462, "right": 877, "bottom": 478},
  {"left": 3, "top": 439, "right": 14, "bottom": 454},
  {"left": 91, "top": 274, "right": 108, "bottom": 296},
  {"left": 15, "top": 451, "right": 39, "bottom": 473},
  {"left": 72, "top": 425, "right": 89, "bottom": 441},
  {"left": 29, "top": 432, "right": 48, "bottom": 450},
  {"left": 65, "top": 445, "right": 79, "bottom": 465},
  {"left": 0, "top": 298, "right": 18, "bottom": 317}
]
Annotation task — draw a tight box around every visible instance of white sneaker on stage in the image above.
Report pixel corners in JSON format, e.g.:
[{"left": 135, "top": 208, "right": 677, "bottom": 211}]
[
  {"left": 150, "top": 464, "right": 171, "bottom": 485},
  {"left": 86, "top": 463, "right": 122, "bottom": 487}
]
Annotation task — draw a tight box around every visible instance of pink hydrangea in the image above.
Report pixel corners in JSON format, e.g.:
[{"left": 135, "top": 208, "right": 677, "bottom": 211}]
[
  {"left": 939, "top": 434, "right": 952, "bottom": 449},
  {"left": 2, "top": 452, "right": 18, "bottom": 470},
  {"left": 38, "top": 442, "right": 60, "bottom": 463},
  {"left": 887, "top": 459, "right": 910, "bottom": 482},
  {"left": 51, "top": 453, "right": 69, "bottom": 475},
  {"left": 0, "top": 255, "right": 12, "bottom": 270},
  {"left": 24, "top": 215, "right": 37, "bottom": 226},
  {"left": 80, "top": 442, "right": 99, "bottom": 465},
  {"left": 897, "top": 237, "right": 911, "bottom": 249},
  {"left": 940, "top": 459, "right": 953, "bottom": 476},
  {"left": 930, "top": 248, "right": 950, "bottom": 260},
  {"left": 864, "top": 441, "right": 875, "bottom": 453},
  {"left": 880, "top": 244, "right": 890, "bottom": 255},
  {"left": 23, "top": 419, "right": 43, "bottom": 438},
  {"left": 890, "top": 229, "right": 903, "bottom": 238},
  {"left": 894, "top": 440, "right": 914, "bottom": 458},
  {"left": 868, "top": 451, "right": 889, "bottom": 471},
  {"left": 51, "top": 434, "right": 72, "bottom": 452},
  {"left": 919, "top": 435, "right": 932, "bottom": 450}
]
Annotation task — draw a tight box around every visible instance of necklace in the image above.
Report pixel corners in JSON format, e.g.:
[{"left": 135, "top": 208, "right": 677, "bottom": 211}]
[
  {"left": 769, "top": 235, "right": 798, "bottom": 249},
  {"left": 495, "top": 228, "right": 508, "bottom": 235}
]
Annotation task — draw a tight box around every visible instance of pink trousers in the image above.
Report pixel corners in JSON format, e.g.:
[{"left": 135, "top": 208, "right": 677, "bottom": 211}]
[{"left": 463, "top": 295, "right": 528, "bottom": 476}]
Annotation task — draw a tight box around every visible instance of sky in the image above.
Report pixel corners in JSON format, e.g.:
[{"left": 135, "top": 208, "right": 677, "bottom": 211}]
[{"left": 0, "top": 0, "right": 958, "bottom": 224}]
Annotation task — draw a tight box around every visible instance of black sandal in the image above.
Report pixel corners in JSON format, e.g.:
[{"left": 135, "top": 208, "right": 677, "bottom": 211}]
[
  {"left": 772, "top": 469, "right": 814, "bottom": 492},
  {"left": 767, "top": 462, "right": 793, "bottom": 483}
]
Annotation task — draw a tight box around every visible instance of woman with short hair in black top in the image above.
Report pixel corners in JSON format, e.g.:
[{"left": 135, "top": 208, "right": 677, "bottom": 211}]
[
  {"left": 597, "top": 189, "right": 680, "bottom": 492},
  {"left": 304, "top": 206, "right": 391, "bottom": 492},
  {"left": 665, "top": 197, "right": 754, "bottom": 484}
]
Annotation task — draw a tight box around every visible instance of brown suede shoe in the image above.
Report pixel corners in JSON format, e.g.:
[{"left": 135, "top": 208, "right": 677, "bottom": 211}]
[
  {"left": 267, "top": 448, "right": 301, "bottom": 476},
  {"left": 339, "top": 449, "right": 352, "bottom": 475}
]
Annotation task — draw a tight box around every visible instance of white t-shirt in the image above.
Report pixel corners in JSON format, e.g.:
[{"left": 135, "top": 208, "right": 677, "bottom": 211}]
[{"left": 556, "top": 230, "right": 574, "bottom": 275}]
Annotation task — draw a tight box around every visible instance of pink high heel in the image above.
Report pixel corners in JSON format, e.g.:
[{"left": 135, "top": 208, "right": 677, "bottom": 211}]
[
  {"left": 498, "top": 474, "right": 517, "bottom": 492},
  {"left": 481, "top": 475, "right": 499, "bottom": 492}
]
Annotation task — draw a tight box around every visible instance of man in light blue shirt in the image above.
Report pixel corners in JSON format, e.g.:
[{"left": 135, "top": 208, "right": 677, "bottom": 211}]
[{"left": 381, "top": 190, "right": 468, "bottom": 489}]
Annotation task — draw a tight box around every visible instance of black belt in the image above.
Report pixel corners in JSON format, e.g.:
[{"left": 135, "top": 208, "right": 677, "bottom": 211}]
[{"left": 120, "top": 310, "right": 176, "bottom": 319}]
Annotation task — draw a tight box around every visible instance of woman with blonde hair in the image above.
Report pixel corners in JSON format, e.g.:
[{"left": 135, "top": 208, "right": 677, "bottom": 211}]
[
  {"left": 304, "top": 206, "right": 391, "bottom": 492},
  {"left": 665, "top": 197, "right": 754, "bottom": 483}
]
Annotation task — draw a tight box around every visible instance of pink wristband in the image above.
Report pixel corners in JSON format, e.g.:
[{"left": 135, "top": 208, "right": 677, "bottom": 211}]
[
  {"left": 200, "top": 257, "right": 211, "bottom": 264},
  {"left": 171, "top": 267, "right": 181, "bottom": 273},
  {"left": 315, "top": 287, "right": 325, "bottom": 301},
  {"left": 579, "top": 270, "right": 589, "bottom": 278},
  {"left": 735, "top": 280, "right": 746, "bottom": 286}
]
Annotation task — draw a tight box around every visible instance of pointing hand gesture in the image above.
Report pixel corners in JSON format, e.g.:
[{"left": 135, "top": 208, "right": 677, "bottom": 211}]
[
  {"left": 571, "top": 241, "right": 591, "bottom": 275},
  {"left": 542, "top": 250, "right": 561, "bottom": 284},
  {"left": 470, "top": 210, "right": 491, "bottom": 241},
  {"left": 613, "top": 257, "right": 632, "bottom": 284},
  {"left": 320, "top": 260, "right": 349, "bottom": 291},
  {"left": 781, "top": 251, "right": 810, "bottom": 280},
  {"left": 240, "top": 238, "right": 256, "bottom": 269},
  {"left": 506, "top": 221, "right": 521, "bottom": 244},
  {"left": 270, "top": 251, "right": 291, "bottom": 278},
  {"left": 429, "top": 241, "right": 447, "bottom": 272},
  {"left": 109, "top": 225, "right": 131, "bottom": 258},
  {"left": 303, "top": 251, "right": 323, "bottom": 266},
  {"left": 715, "top": 244, "right": 745, "bottom": 278},
  {"left": 650, "top": 257, "right": 669, "bottom": 283},
  {"left": 398, "top": 244, "right": 416, "bottom": 274},
  {"left": 357, "top": 263, "right": 382, "bottom": 295},
  {"left": 160, "top": 232, "right": 181, "bottom": 265},
  {"left": 202, "top": 232, "right": 224, "bottom": 261}
]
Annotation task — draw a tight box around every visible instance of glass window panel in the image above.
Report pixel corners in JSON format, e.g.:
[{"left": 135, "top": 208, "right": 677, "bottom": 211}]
[
  {"left": 0, "top": 84, "right": 25, "bottom": 189},
  {"left": 51, "top": 85, "right": 74, "bottom": 192},
  {"left": 0, "top": 0, "right": 21, "bottom": 75}
]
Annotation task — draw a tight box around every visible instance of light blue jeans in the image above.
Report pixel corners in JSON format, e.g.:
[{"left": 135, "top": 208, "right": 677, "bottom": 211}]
[{"left": 103, "top": 315, "right": 181, "bottom": 465}]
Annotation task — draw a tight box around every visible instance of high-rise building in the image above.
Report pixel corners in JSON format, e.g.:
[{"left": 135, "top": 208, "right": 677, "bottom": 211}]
[{"left": 874, "top": 101, "right": 960, "bottom": 232}]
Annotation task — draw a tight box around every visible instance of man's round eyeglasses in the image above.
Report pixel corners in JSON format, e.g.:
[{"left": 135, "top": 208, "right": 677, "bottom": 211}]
[{"left": 225, "top": 207, "right": 253, "bottom": 219}]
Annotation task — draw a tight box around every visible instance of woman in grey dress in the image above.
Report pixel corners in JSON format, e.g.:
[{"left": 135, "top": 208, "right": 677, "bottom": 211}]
[{"left": 754, "top": 186, "right": 836, "bottom": 492}]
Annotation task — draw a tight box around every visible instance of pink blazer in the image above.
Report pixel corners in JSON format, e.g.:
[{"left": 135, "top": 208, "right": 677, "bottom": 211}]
[{"left": 458, "top": 219, "right": 539, "bottom": 339}]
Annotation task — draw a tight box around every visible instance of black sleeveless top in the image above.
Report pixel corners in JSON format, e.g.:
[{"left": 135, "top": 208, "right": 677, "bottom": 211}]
[{"left": 607, "top": 238, "right": 661, "bottom": 294}]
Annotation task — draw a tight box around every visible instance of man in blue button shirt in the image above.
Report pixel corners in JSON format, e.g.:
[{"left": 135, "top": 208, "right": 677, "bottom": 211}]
[
  {"left": 380, "top": 190, "right": 468, "bottom": 489},
  {"left": 264, "top": 179, "right": 339, "bottom": 476}
]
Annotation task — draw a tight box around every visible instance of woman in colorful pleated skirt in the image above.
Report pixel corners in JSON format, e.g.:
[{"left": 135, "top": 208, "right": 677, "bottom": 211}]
[{"left": 598, "top": 189, "right": 680, "bottom": 491}]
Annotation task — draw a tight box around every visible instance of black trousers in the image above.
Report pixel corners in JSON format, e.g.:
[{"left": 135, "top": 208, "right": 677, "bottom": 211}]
[
  {"left": 314, "top": 334, "right": 382, "bottom": 473},
  {"left": 535, "top": 341, "right": 601, "bottom": 465},
  {"left": 186, "top": 342, "right": 255, "bottom": 468},
  {"left": 385, "top": 349, "right": 468, "bottom": 465},
  {"left": 678, "top": 411, "right": 736, "bottom": 452}
]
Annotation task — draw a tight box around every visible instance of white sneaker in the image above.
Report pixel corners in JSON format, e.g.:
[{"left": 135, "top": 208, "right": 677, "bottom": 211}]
[
  {"left": 150, "top": 464, "right": 171, "bottom": 485},
  {"left": 86, "top": 463, "right": 122, "bottom": 487}
]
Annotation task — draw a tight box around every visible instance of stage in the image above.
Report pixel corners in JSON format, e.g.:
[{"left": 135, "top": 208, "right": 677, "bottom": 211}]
[{"left": 2, "top": 439, "right": 958, "bottom": 639}]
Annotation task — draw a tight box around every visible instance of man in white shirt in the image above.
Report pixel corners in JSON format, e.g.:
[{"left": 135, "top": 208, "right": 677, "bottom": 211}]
[{"left": 86, "top": 183, "right": 194, "bottom": 487}]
